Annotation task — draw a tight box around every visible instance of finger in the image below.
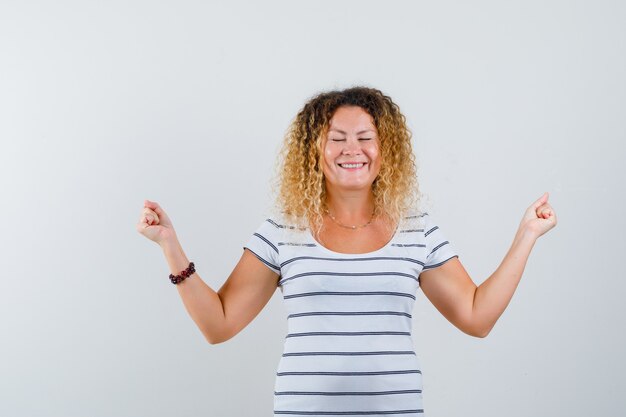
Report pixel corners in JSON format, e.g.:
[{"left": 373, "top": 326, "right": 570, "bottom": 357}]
[
  {"left": 137, "top": 217, "right": 150, "bottom": 230},
  {"left": 536, "top": 203, "right": 551, "bottom": 211},
  {"left": 540, "top": 208, "right": 553, "bottom": 219},
  {"left": 145, "top": 199, "right": 161, "bottom": 209},
  {"left": 141, "top": 212, "right": 152, "bottom": 224},
  {"left": 145, "top": 211, "right": 160, "bottom": 224},
  {"left": 144, "top": 200, "right": 170, "bottom": 224},
  {"left": 139, "top": 210, "right": 151, "bottom": 222},
  {"left": 143, "top": 208, "right": 161, "bottom": 222},
  {"left": 144, "top": 200, "right": 162, "bottom": 213},
  {"left": 531, "top": 192, "right": 549, "bottom": 209}
]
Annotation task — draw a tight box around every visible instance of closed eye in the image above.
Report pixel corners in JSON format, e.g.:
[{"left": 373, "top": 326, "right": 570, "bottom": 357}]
[{"left": 330, "top": 138, "right": 372, "bottom": 142}]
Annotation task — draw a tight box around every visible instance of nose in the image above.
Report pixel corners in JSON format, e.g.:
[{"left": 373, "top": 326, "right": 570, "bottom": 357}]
[{"left": 342, "top": 137, "right": 362, "bottom": 155}]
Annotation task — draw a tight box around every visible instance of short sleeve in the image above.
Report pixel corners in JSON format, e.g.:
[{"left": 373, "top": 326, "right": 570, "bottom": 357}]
[
  {"left": 422, "top": 212, "right": 459, "bottom": 270},
  {"left": 243, "top": 218, "right": 282, "bottom": 275}
]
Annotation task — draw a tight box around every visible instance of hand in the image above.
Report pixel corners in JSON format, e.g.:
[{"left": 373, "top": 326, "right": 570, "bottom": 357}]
[
  {"left": 518, "top": 192, "right": 557, "bottom": 239},
  {"left": 136, "top": 199, "right": 177, "bottom": 246}
]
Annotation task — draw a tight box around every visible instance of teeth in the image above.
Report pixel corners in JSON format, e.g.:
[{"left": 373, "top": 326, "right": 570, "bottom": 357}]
[{"left": 340, "top": 163, "right": 364, "bottom": 169}]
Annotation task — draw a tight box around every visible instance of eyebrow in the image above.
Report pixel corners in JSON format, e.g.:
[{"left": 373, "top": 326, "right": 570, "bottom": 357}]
[{"left": 328, "top": 128, "right": 376, "bottom": 135}]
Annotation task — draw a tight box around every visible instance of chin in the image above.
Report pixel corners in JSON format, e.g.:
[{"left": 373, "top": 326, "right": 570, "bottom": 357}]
[{"left": 333, "top": 181, "right": 375, "bottom": 191}]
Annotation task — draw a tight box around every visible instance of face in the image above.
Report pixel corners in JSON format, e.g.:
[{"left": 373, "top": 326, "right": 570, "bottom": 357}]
[{"left": 321, "top": 105, "right": 381, "bottom": 192}]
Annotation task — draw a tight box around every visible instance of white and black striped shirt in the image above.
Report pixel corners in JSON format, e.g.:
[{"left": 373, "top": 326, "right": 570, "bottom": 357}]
[{"left": 243, "top": 211, "right": 459, "bottom": 416}]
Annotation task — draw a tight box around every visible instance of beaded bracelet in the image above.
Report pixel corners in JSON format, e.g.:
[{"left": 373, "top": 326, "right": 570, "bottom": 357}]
[{"left": 169, "top": 261, "right": 195, "bottom": 285}]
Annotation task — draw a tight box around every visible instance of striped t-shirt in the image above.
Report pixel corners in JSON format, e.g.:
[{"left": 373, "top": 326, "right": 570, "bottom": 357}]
[{"left": 243, "top": 211, "right": 459, "bottom": 416}]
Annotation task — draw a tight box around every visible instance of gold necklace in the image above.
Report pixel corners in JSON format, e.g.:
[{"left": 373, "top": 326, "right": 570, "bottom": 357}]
[{"left": 325, "top": 208, "right": 375, "bottom": 230}]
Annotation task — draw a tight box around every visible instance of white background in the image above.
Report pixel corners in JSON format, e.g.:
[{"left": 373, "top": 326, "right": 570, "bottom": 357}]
[{"left": 1, "top": 0, "right": 624, "bottom": 416}]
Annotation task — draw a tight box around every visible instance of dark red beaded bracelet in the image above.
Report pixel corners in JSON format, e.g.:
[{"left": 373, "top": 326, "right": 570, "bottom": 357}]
[{"left": 169, "top": 261, "right": 195, "bottom": 285}]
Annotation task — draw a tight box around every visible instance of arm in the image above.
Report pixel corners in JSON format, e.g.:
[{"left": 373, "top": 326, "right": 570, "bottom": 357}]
[
  {"left": 471, "top": 228, "right": 536, "bottom": 337},
  {"left": 162, "top": 238, "right": 279, "bottom": 344},
  {"left": 420, "top": 192, "right": 556, "bottom": 338},
  {"left": 420, "top": 229, "right": 536, "bottom": 338}
]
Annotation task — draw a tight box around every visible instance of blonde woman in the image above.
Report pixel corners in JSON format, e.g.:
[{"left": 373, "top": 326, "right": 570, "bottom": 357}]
[{"left": 137, "top": 86, "right": 557, "bottom": 415}]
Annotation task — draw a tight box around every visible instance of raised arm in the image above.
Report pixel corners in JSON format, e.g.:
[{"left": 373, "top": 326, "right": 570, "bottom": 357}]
[
  {"left": 139, "top": 200, "right": 280, "bottom": 345},
  {"left": 419, "top": 192, "right": 557, "bottom": 338},
  {"left": 162, "top": 238, "right": 279, "bottom": 344}
]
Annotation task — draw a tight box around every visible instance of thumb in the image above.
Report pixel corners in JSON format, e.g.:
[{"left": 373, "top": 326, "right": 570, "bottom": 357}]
[
  {"left": 531, "top": 192, "right": 549, "bottom": 210},
  {"left": 144, "top": 199, "right": 173, "bottom": 226},
  {"left": 144, "top": 199, "right": 164, "bottom": 215}
]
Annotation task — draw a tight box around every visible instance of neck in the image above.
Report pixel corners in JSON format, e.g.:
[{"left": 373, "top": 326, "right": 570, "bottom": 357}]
[{"left": 324, "top": 185, "right": 375, "bottom": 222}]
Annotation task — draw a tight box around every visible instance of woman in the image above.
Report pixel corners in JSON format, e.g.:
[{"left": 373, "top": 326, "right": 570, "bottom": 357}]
[{"left": 137, "top": 86, "right": 557, "bottom": 415}]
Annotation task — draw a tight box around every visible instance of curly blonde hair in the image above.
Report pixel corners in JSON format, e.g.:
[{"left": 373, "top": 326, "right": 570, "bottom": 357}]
[{"left": 270, "top": 86, "right": 422, "bottom": 238}]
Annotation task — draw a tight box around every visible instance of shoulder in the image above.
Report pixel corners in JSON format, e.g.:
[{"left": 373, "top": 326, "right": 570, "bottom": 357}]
[
  {"left": 398, "top": 208, "right": 429, "bottom": 230},
  {"left": 265, "top": 212, "right": 301, "bottom": 231},
  {"left": 255, "top": 212, "right": 308, "bottom": 242}
]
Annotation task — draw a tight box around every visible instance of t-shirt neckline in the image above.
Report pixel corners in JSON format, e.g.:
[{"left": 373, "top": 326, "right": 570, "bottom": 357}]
[{"left": 307, "top": 223, "right": 400, "bottom": 256}]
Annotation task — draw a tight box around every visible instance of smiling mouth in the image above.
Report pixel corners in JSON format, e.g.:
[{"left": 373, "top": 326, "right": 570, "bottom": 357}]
[{"left": 338, "top": 163, "right": 366, "bottom": 170}]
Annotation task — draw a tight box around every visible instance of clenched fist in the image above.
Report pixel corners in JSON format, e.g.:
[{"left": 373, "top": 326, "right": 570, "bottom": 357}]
[
  {"left": 518, "top": 192, "right": 558, "bottom": 239},
  {"left": 136, "top": 200, "right": 177, "bottom": 246}
]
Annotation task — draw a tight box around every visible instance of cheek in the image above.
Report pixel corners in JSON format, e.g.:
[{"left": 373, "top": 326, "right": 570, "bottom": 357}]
[
  {"left": 372, "top": 159, "right": 382, "bottom": 174},
  {"left": 368, "top": 146, "right": 381, "bottom": 163},
  {"left": 323, "top": 151, "right": 334, "bottom": 170},
  {"left": 370, "top": 150, "right": 382, "bottom": 172},
  {"left": 324, "top": 145, "right": 341, "bottom": 163},
  {"left": 321, "top": 150, "right": 334, "bottom": 174}
]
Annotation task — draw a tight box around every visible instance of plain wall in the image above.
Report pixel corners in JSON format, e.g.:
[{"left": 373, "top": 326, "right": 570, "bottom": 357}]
[{"left": 1, "top": 0, "right": 624, "bottom": 416}]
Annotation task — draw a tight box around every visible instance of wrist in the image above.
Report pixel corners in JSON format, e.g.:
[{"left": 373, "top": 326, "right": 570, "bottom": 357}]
[
  {"left": 159, "top": 234, "right": 181, "bottom": 251},
  {"left": 515, "top": 225, "right": 538, "bottom": 244}
]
